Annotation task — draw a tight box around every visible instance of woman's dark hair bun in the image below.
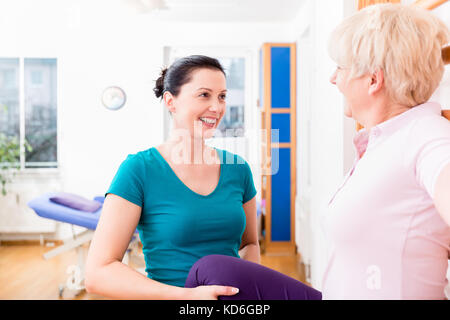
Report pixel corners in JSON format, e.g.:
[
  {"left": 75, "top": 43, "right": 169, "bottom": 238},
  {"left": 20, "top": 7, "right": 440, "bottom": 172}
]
[
  {"left": 154, "top": 55, "right": 225, "bottom": 101},
  {"left": 153, "top": 68, "right": 168, "bottom": 99}
]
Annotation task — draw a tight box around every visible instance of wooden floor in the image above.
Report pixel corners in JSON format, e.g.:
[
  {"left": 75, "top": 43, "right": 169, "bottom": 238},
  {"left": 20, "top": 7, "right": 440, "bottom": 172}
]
[{"left": 0, "top": 242, "right": 308, "bottom": 300}]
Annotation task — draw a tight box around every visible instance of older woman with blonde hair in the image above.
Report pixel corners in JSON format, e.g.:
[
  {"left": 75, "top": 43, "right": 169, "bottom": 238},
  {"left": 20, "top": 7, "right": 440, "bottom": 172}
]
[{"left": 324, "top": 3, "right": 450, "bottom": 299}]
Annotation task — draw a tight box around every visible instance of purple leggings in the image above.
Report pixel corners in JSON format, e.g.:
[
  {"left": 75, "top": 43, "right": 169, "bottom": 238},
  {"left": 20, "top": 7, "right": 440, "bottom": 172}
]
[{"left": 185, "top": 255, "right": 322, "bottom": 300}]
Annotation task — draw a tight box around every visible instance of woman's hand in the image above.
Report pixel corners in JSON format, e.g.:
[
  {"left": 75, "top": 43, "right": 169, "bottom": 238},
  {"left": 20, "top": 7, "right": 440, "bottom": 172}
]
[{"left": 186, "top": 285, "right": 239, "bottom": 300}]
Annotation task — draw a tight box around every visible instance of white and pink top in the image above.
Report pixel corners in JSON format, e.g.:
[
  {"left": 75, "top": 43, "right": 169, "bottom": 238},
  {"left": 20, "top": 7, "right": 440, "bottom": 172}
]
[{"left": 322, "top": 102, "right": 450, "bottom": 300}]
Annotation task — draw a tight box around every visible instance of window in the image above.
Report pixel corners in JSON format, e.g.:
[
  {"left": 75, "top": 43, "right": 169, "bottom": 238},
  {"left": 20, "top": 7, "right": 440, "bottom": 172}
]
[
  {"left": 0, "top": 59, "right": 20, "bottom": 142},
  {"left": 0, "top": 58, "right": 57, "bottom": 169},
  {"left": 217, "top": 57, "right": 246, "bottom": 137}
]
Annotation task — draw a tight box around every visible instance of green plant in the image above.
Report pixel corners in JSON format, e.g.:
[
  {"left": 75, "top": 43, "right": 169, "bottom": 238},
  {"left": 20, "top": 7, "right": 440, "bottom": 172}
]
[{"left": 0, "top": 133, "right": 33, "bottom": 196}]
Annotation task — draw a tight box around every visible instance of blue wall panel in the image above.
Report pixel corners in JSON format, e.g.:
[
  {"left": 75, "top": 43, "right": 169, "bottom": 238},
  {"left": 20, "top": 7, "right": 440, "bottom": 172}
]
[
  {"left": 271, "top": 114, "right": 291, "bottom": 144},
  {"left": 271, "top": 147, "right": 291, "bottom": 241},
  {"left": 270, "top": 47, "right": 291, "bottom": 108}
]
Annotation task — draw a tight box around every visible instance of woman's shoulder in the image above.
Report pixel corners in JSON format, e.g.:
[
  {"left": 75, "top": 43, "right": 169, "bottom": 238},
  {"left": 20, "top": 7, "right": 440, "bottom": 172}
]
[
  {"left": 216, "top": 148, "right": 253, "bottom": 178},
  {"left": 408, "top": 110, "right": 450, "bottom": 142},
  {"left": 121, "top": 147, "right": 158, "bottom": 168},
  {"left": 216, "top": 148, "right": 248, "bottom": 166},
  {"left": 401, "top": 106, "right": 450, "bottom": 163},
  {"left": 135, "top": 147, "right": 157, "bottom": 160}
]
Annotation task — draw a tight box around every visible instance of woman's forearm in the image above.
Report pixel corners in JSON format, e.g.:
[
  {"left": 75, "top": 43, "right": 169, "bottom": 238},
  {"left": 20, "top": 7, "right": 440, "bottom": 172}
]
[
  {"left": 239, "top": 243, "right": 261, "bottom": 264},
  {"left": 85, "top": 261, "right": 186, "bottom": 300}
]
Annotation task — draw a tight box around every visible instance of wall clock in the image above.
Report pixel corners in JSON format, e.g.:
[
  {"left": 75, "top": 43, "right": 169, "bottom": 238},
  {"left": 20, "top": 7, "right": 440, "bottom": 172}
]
[{"left": 102, "top": 86, "right": 126, "bottom": 111}]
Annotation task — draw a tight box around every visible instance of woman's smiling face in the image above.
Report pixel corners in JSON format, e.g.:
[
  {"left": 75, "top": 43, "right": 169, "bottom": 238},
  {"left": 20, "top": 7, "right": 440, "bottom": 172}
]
[{"left": 164, "top": 68, "right": 227, "bottom": 140}]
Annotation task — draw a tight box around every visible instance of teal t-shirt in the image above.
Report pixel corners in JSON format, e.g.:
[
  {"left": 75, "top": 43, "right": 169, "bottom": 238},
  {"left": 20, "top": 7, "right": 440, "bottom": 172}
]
[{"left": 105, "top": 147, "right": 257, "bottom": 287}]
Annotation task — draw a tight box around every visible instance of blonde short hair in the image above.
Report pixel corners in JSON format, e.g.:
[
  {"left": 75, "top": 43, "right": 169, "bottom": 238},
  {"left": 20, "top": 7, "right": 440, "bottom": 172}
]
[{"left": 328, "top": 3, "right": 450, "bottom": 107}]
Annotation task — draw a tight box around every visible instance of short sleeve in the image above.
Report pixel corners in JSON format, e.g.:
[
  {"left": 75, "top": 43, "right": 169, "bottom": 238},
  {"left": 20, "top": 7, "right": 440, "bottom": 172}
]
[
  {"left": 242, "top": 160, "right": 257, "bottom": 204},
  {"left": 105, "top": 153, "right": 145, "bottom": 207},
  {"left": 412, "top": 116, "right": 450, "bottom": 198}
]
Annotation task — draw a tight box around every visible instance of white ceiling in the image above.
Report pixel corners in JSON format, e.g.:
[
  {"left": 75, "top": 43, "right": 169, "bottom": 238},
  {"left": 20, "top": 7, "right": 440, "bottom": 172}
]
[{"left": 123, "top": 0, "right": 307, "bottom": 22}]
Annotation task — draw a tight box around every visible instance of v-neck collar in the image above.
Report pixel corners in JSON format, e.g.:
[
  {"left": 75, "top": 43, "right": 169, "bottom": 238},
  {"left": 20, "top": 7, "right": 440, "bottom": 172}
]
[{"left": 152, "top": 147, "right": 223, "bottom": 198}]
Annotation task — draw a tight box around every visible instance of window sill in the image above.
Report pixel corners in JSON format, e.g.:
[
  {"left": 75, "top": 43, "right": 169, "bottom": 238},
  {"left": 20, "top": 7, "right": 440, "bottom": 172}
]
[{"left": 7, "top": 168, "right": 61, "bottom": 180}]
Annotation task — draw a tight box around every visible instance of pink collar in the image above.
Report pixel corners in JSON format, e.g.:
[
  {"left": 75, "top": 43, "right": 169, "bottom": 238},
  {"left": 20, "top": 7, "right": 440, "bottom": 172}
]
[{"left": 353, "top": 102, "right": 442, "bottom": 158}]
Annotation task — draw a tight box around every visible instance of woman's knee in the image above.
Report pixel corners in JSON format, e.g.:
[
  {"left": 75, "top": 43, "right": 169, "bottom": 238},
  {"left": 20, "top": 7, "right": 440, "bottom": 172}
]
[
  {"left": 185, "top": 254, "right": 322, "bottom": 300},
  {"left": 185, "top": 255, "right": 243, "bottom": 288}
]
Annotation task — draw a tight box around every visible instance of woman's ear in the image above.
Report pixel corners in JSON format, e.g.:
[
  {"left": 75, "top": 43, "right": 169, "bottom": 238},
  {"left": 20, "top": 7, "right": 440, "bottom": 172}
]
[
  {"left": 163, "top": 91, "right": 176, "bottom": 114},
  {"left": 368, "top": 69, "right": 384, "bottom": 96}
]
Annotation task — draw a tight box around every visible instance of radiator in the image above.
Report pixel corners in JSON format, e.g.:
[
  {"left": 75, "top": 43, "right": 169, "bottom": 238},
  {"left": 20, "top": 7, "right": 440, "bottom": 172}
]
[{"left": 0, "top": 181, "right": 57, "bottom": 234}]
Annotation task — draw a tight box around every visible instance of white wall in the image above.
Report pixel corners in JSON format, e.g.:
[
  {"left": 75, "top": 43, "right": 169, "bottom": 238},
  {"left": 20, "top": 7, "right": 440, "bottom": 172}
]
[
  {"left": 0, "top": 0, "right": 292, "bottom": 240},
  {"left": 429, "top": 1, "right": 450, "bottom": 110},
  {"left": 292, "top": 0, "right": 357, "bottom": 289}
]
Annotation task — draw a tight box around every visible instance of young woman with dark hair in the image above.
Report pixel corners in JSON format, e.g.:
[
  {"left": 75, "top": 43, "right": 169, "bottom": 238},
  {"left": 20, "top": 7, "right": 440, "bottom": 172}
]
[{"left": 84, "top": 55, "right": 321, "bottom": 300}]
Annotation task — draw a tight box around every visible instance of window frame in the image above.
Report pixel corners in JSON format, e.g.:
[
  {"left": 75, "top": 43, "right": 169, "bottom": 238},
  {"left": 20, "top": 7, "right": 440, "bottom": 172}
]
[{"left": 0, "top": 56, "right": 59, "bottom": 175}]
